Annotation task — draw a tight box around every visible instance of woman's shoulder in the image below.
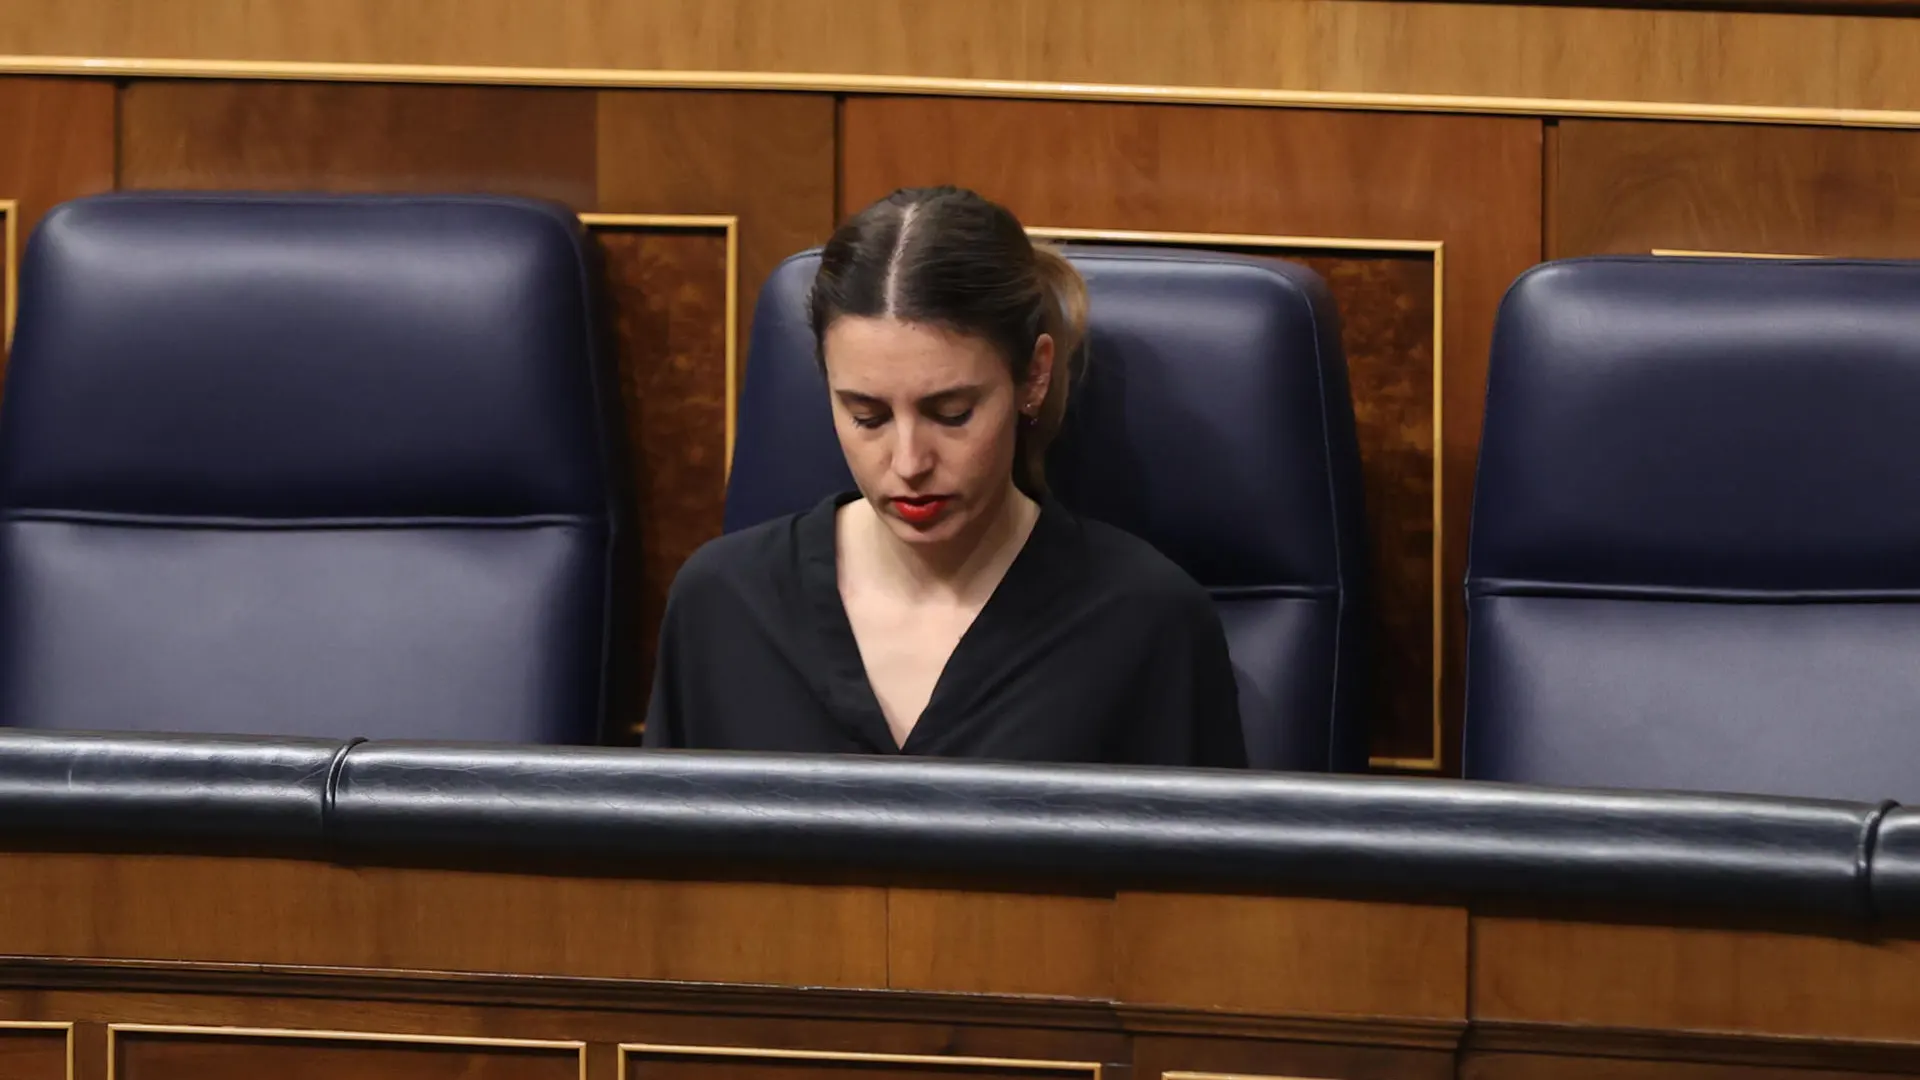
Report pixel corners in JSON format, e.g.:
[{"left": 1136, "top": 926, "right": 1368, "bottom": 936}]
[
  {"left": 670, "top": 503, "right": 818, "bottom": 602},
  {"left": 1052, "top": 505, "right": 1216, "bottom": 618}
]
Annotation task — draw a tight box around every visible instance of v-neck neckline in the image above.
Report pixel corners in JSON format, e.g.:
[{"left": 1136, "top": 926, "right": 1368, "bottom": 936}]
[{"left": 797, "top": 491, "right": 1062, "bottom": 754}]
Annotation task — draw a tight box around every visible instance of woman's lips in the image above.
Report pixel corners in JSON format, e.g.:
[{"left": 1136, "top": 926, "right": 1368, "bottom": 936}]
[{"left": 891, "top": 495, "right": 952, "bottom": 526}]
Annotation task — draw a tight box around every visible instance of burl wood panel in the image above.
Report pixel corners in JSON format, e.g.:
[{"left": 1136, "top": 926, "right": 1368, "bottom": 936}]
[
  {"left": 119, "top": 81, "right": 597, "bottom": 206},
  {"left": 595, "top": 91, "right": 837, "bottom": 391},
  {"left": 1463, "top": 1053, "right": 1920, "bottom": 1080},
  {"left": 0, "top": 852, "right": 890, "bottom": 991},
  {"left": 0, "top": 1026, "right": 67, "bottom": 1080},
  {"left": 1114, "top": 893, "right": 1468, "bottom": 1020},
  {"left": 593, "top": 227, "right": 729, "bottom": 733},
  {"left": 1473, "top": 916, "right": 1920, "bottom": 1042},
  {"left": 1552, "top": 120, "right": 1920, "bottom": 258},
  {"left": 1296, "top": 253, "right": 1437, "bottom": 758},
  {"left": 114, "top": 1030, "right": 578, "bottom": 1080},
  {"left": 841, "top": 98, "right": 1539, "bottom": 767},
  {"left": 886, "top": 887, "right": 1115, "bottom": 999},
  {"left": 0, "top": 77, "right": 115, "bottom": 372},
  {"left": 1136, "top": 1034, "right": 1457, "bottom": 1080},
  {"left": 624, "top": 1046, "right": 1097, "bottom": 1080}
]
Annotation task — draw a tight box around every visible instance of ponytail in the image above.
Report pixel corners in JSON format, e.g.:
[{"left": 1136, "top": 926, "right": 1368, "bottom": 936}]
[{"left": 1019, "top": 243, "right": 1090, "bottom": 497}]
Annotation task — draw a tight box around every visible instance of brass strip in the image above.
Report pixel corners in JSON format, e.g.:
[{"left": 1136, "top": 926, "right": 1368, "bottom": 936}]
[
  {"left": 1164, "top": 1074, "right": 1333, "bottom": 1079},
  {"left": 1030, "top": 226, "right": 1445, "bottom": 771},
  {"left": 2, "top": 198, "right": 16, "bottom": 348},
  {"left": 8, "top": 55, "right": 1920, "bottom": 130},
  {"left": 619, "top": 1041, "right": 1103, "bottom": 1079},
  {"left": 576, "top": 212, "right": 742, "bottom": 478},
  {"left": 106, "top": 1023, "right": 588, "bottom": 1080},
  {"left": 0, "top": 1021, "right": 76, "bottom": 1080},
  {"left": 1651, "top": 248, "right": 1825, "bottom": 258}
]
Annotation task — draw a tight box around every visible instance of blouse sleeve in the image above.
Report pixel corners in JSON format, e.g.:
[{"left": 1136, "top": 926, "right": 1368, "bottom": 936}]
[{"left": 1126, "top": 595, "right": 1248, "bottom": 768}]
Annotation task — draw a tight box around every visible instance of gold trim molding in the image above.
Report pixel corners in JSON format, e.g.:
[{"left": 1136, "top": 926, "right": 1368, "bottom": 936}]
[
  {"left": 1652, "top": 248, "right": 1825, "bottom": 259},
  {"left": 1165, "top": 1074, "right": 1335, "bottom": 1080},
  {"left": 9, "top": 55, "right": 1920, "bottom": 131},
  {"left": 577, "top": 212, "right": 741, "bottom": 478},
  {"left": 0, "top": 1020, "right": 75, "bottom": 1080},
  {"left": 107, "top": 1023, "right": 588, "bottom": 1080},
  {"left": 620, "top": 1042, "right": 1104, "bottom": 1078},
  {"left": 1030, "top": 226, "right": 1446, "bottom": 772},
  {"left": 2, "top": 198, "right": 16, "bottom": 348}
]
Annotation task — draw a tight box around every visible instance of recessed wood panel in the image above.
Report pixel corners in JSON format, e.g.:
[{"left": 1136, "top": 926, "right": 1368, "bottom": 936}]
[
  {"left": 119, "top": 80, "right": 597, "bottom": 205},
  {"left": 0, "top": 851, "right": 891, "bottom": 991},
  {"left": 112, "top": 1026, "right": 580, "bottom": 1080},
  {"left": 1141, "top": 1036, "right": 1456, "bottom": 1080},
  {"left": 0, "top": 76, "right": 115, "bottom": 369},
  {"left": 0, "top": 1024, "right": 69, "bottom": 1080},
  {"left": 595, "top": 91, "right": 837, "bottom": 389},
  {"left": 887, "top": 887, "right": 1114, "bottom": 999},
  {"left": 842, "top": 98, "right": 1539, "bottom": 768},
  {"left": 1115, "top": 893, "right": 1468, "bottom": 1020},
  {"left": 590, "top": 223, "right": 731, "bottom": 735},
  {"left": 1473, "top": 915, "right": 1920, "bottom": 1042},
  {"left": 622, "top": 1044, "right": 1100, "bottom": 1080},
  {"left": 1463, "top": 1052, "right": 1919, "bottom": 1080},
  {"left": 1552, "top": 120, "right": 1920, "bottom": 258}
]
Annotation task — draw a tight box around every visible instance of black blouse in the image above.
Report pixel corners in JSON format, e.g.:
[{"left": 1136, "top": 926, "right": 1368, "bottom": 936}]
[{"left": 642, "top": 492, "right": 1246, "bottom": 767}]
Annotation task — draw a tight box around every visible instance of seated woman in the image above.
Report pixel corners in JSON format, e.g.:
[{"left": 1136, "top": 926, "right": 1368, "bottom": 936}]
[{"left": 643, "top": 186, "right": 1246, "bottom": 767}]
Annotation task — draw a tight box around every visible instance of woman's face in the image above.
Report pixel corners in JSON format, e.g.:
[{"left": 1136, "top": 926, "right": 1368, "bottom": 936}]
[{"left": 821, "top": 316, "right": 1048, "bottom": 548}]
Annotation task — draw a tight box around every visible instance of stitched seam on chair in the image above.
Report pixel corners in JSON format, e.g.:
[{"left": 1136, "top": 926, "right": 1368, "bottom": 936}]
[
  {"left": 1207, "top": 584, "right": 1339, "bottom": 600},
  {"left": 3, "top": 510, "right": 600, "bottom": 530},
  {"left": 1861, "top": 800, "right": 1896, "bottom": 922},
  {"left": 1469, "top": 578, "right": 1920, "bottom": 603},
  {"left": 1297, "top": 275, "right": 1349, "bottom": 771}
]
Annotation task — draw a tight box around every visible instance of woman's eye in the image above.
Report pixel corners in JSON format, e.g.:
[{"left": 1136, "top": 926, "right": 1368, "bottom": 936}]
[
  {"left": 850, "top": 414, "right": 887, "bottom": 430},
  {"left": 933, "top": 409, "right": 974, "bottom": 428}
]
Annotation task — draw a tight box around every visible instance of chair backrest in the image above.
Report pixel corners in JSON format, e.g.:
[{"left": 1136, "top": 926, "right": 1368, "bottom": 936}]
[
  {"left": 0, "top": 193, "right": 627, "bottom": 743},
  {"left": 726, "top": 247, "right": 1370, "bottom": 771},
  {"left": 1465, "top": 255, "right": 1920, "bottom": 800}
]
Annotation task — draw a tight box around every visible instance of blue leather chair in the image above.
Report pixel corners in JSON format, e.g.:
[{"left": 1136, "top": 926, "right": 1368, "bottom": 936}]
[
  {"left": 1465, "top": 255, "right": 1920, "bottom": 801},
  {"left": 726, "top": 247, "right": 1370, "bottom": 771},
  {"left": 0, "top": 193, "right": 629, "bottom": 743}
]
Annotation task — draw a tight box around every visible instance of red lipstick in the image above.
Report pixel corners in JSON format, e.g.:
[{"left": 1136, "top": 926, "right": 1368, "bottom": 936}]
[{"left": 891, "top": 495, "right": 952, "bottom": 526}]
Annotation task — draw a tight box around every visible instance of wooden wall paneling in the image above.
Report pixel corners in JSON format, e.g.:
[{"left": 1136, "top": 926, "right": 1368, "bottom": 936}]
[
  {"left": 582, "top": 214, "right": 735, "bottom": 738},
  {"left": 1551, "top": 119, "right": 1920, "bottom": 258},
  {"left": 117, "top": 80, "right": 597, "bottom": 203},
  {"left": 19, "top": 0, "right": 1920, "bottom": 122},
  {"left": 1136, "top": 1035, "right": 1457, "bottom": 1080},
  {"left": 1113, "top": 893, "right": 1468, "bottom": 1022},
  {"left": 108, "top": 1025, "right": 583, "bottom": 1080},
  {"left": 1472, "top": 915, "right": 1920, "bottom": 1043},
  {"left": 619, "top": 1044, "right": 1102, "bottom": 1080},
  {"left": 886, "top": 886, "right": 1115, "bottom": 999},
  {"left": 843, "top": 98, "right": 1542, "bottom": 768},
  {"left": 0, "top": 1022, "right": 73, "bottom": 1080},
  {"left": 0, "top": 76, "right": 115, "bottom": 366},
  {"left": 0, "top": 852, "right": 891, "bottom": 990}
]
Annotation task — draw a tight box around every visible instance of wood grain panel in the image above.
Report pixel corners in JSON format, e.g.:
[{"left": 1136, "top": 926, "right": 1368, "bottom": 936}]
[
  {"left": 1552, "top": 119, "right": 1920, "bottom": 258},
  {"left": 594, "top": 91, "right": 837, "bottom": 391},
  {"left": 112, "top": 1027, "right": 580, "bottom": 1080},
  {"left": 622, "top": 1045, "right": 1099, "bottom": 1080},
  {"left": 1473, "top": 915, "right": 1920, "bottom": 1042},
  {"left": 1115, "top": 893, "right": 1468, "bottom": 1020},
  {"left": 591, "top": 225, "right": 730, "bottom": 738},
  {"left": 0, "top": 76, "right": 115, "bottom": 369},
  {"left": 1137, "top": 1034, "right": 1456, "bottom": 1080},
  {"left": 886, "top": 887, "right": 1114, "bottom": 999},
  {"left": 0, "top": 852, "right": 890, "bottom": 990},
  {"left": 1464, "top": 1051, "right": 1920, "bottom": 1080},
  {"left": 16, "top": 0, "right": 1920, "bottom": 120},
  {"left": 0, "top": 1025, "right": 69, "bottom": 1080},
  {"left": 844, "top": 98, "right": 1540, "bottom": 768},
  {"left": 119, "top": 80, "right": 596, "bottom": 205}
]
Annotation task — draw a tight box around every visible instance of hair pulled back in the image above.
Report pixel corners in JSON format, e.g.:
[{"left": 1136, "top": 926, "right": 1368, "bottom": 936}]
[{"left": 808, "top": 186, "right": 1089, "bottom": 496}]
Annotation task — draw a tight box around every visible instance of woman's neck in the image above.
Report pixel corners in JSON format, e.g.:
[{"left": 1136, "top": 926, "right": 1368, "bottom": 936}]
[{"left": 844, "top": 483, "right": 1039, "bottom": 604}]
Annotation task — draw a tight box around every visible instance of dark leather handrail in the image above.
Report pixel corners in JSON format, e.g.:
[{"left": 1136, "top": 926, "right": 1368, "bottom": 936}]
[{"left": 0, "top": 729, "right": 1901, "bottom": 920}]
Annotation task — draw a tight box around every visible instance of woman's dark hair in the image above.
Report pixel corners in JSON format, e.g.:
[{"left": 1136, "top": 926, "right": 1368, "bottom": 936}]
[{"left": 808, "top": 186, "right": 1089, "bottom": 496}]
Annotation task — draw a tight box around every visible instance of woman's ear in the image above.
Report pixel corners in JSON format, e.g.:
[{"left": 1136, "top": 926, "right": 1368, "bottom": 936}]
[{"left": 1024, "top": 334, "right": 1056, "bottom": 415}]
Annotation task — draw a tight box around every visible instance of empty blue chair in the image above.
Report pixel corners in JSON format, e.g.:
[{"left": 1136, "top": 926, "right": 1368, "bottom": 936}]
[
  {"left": 1465, "top": 256, "right": 1920, "bottom": 801},
  {"left": 726, "top": 247, "right": 1370, "bottom": 771},
  {"left": 0, "top": 193, "right": 628, "bottom": 743}
]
